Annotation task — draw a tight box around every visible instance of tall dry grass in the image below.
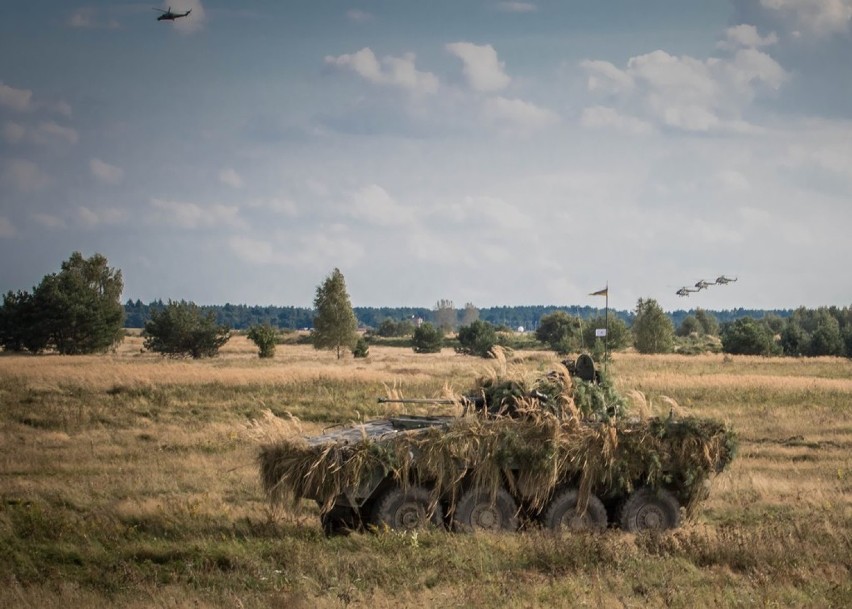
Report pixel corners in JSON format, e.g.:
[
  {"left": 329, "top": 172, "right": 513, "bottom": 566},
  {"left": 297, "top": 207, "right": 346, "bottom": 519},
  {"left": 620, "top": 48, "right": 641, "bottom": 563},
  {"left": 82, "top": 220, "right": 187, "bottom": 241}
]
[{"left": 1, "top": 343, "right": 849, "bottom": 608}]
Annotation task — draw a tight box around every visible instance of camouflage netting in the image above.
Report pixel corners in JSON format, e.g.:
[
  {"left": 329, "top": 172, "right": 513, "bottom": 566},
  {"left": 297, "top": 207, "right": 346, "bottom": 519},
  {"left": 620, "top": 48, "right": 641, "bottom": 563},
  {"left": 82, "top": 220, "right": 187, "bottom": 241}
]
[{"left": 258, "top": 364, "right": 737, "bottom": 519}]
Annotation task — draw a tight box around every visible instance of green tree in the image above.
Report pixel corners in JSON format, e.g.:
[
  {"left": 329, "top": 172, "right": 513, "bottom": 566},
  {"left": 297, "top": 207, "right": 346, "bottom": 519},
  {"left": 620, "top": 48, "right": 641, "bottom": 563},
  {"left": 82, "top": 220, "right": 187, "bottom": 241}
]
[
  {"left": 536, "top": 311, "right": 582, "bottom": 354},
  {"left": 676, "top": 315, "right": 701, "bottom": 337},
  {"left": 0, "top": 290, "right": 50, "bottom": 353},
  {"left": 721, "top": 318, "right": 778, "bottom": 356},
  {"left": 374, "top": 318, "right": 413, "bottom": 337},
  {"left": 632, "top": 298, "right": 674, "bottom": 354},
  {"left": 247, "top": 324, "right": 277, "bottom": 358},
  {"left": 412, "top": 322, "right": 443, "bottom": 353},
  {"left": 312, "top": 268, "right": 358, "bottom": 359},
  {"left": 695, "top": 308, "right": 719, "bottom": 336},
  {"left": 807, "top": 310, "right": 844, "bottom": 356},
  {"left": 0, "top": 252, "right": 124, "bottom": 354},
  {"left": 581, "top": 315, "right": 630, "bottom": 352},
  {"left": 460, "top": 302, "right": 480, "bottom": 326},
  {"left": 456, "top": 319, "right": 499, "bottom": 357},
  {"left": 433, "top": 299, "right": 457, "bottom": 334},
  {"left": 143, "top": 300, "right": 231, "bottom": 358}
]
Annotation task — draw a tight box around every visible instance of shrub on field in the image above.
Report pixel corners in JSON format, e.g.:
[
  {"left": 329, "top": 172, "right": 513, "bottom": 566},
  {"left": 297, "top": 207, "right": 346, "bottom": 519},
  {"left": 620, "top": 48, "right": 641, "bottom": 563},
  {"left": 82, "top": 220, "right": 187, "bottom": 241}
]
[
  {"left": 247, "top": 324, "right": 277, "bottom": 358},
  {"left": 721, "top": 317, "right": 779, "bottom": 356},
  {"left": 456, "top": 320, "right": 499, "bottom": 358},
  {"left": 352, "top": 337, "right": 369, "bottom": 358},
  {"left": 143, "top": 300, "right": 231, "bottom": 359},
  {"left": 412, "top": 322, "right": 443, "bottom": 353}
]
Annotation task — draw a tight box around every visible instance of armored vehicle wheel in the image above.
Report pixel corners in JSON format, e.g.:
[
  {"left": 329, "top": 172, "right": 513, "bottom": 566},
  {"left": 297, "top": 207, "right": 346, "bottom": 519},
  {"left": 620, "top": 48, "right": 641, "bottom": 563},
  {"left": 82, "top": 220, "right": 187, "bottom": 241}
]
[
  {"left": 371, "top": 485, "right": 443, "bottom": 531},
  {"left": 542, "top": 488, "right": 607, "bottom": 532},
  {"left": 618, "top": 487, "right": 680, "bottom": 532},
  {"left": 320, "top": 505, "right": 360, "bottom": 536},
  {"left": 453, "top": 487, "right": 518, "bottom": 533}
]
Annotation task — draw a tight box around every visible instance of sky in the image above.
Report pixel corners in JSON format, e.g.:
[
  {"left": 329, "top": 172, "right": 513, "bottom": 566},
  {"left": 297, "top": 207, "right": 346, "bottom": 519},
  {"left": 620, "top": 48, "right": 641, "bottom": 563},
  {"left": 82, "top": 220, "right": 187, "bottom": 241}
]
[{"left": 1, "top": 1, "right": 851, "bottom": 312}]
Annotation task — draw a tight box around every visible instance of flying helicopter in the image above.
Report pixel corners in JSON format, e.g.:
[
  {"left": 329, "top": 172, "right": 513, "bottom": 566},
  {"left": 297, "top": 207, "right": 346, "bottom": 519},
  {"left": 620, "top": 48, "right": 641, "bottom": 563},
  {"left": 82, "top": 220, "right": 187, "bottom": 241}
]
[
  {"left": 694, "top": 279, "right": 715, "bottom": 291},
  {"left": 676, "top": 286, "right": 700, "bottom": 297},
  {"left": 153, "top": 7, "right": 192, "bottom": 21},
  {"left": 715, "top": 275, "right": 738, "bottom": 285}
]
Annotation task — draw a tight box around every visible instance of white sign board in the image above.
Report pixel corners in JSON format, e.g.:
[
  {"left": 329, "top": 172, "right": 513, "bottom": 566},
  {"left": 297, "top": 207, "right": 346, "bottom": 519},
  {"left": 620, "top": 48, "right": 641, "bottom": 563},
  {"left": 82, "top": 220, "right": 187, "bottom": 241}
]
[{"left": 595, "top": 328, "right": 607, "bottom": 337}]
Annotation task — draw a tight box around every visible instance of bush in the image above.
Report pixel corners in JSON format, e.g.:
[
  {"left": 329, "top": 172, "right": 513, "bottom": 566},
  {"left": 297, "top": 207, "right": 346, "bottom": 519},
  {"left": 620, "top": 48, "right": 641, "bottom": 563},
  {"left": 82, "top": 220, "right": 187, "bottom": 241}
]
[
  {"left": 721, "top": 318, "right": 779, "bottom": 356},
  {"left": 352, "top": 337, "right": 369, "bottom": 358},
  {"left": 247, "top": 324, "right": 277, "bottom": 359},
  {"left": 536, "top": 312, "right": 581, "bottom": 354},
  {"left": 143, "top": 300, "right": 231, "bottom": 358},
  {"left": 373, "top": 319, "right": 414, "bottom": 337},
  {"left": 412, "top": 322, "right": 443, "bottom": 353},
  {"left": 456, "top": 320, "right": 499, "bottom": 358}
]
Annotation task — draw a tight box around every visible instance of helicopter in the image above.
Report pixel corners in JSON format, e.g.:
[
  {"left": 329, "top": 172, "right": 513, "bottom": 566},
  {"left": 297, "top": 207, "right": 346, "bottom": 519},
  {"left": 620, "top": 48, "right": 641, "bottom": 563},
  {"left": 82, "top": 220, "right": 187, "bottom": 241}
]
[
  {"left": 154, "top": 7, "right": 192, "bottom": 21},
  {"left": 715, "top": 275, "right": 738, "bottom": 285},
  {"left": 676, "top": 286, "right": 700, "bottom": 297},
  {"left": 694, "top": 279, "right": 715, "bottom": 291}
]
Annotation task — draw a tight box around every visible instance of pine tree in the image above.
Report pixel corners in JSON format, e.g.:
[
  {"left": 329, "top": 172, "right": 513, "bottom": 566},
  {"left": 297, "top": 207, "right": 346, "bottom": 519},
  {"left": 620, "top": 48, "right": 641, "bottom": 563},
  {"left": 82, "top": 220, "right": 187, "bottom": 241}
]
[{"left": 312, "top": 268, "right": 358, "bottom": 359}]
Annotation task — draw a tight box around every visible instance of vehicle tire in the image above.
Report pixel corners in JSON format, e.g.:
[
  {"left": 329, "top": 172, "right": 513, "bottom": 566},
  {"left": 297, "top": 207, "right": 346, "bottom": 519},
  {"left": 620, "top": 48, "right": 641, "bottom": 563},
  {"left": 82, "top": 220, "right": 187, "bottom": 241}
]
[
  {"left": 452, "top": 487, "right": 518, "bottom": 533},
  {"left": 618, "top": 487, "right": 681, "bottom": 532},
  {"left": 370, "top": 485, "right": 443, "bottom": 531},
  {"left": 541, "top": 488, "right": 607, "bottom": 532},
  {"left": 320, "top": 504, "right": 360, "bottom": 536}
]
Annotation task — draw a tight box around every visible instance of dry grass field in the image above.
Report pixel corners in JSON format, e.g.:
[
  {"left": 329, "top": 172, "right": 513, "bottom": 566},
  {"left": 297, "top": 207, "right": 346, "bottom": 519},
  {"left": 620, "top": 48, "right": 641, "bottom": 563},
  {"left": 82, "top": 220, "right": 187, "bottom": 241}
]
[{"left": 1, "top": 337, "right": 850, "bottom": 608}]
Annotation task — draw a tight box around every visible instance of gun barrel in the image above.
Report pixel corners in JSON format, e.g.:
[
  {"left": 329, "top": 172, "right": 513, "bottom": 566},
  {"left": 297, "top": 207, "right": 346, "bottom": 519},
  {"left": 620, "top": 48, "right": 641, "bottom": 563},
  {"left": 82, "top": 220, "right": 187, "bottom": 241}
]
[{"left": 377, "top": 398, "right": 457, "bottom": 404}]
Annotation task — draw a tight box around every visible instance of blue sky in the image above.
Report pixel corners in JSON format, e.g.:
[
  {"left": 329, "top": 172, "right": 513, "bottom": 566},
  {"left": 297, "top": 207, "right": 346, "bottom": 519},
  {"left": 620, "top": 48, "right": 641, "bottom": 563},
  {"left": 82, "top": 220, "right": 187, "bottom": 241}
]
[{"left": 1, "top": 1, "right": 850, "bottom": 311}]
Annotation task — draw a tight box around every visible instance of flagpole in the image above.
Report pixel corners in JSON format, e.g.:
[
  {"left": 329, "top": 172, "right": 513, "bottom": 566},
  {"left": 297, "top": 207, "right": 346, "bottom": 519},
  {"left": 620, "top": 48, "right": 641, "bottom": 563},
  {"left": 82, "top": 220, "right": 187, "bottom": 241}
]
[
  {"left": 604, "top": 282, "right": 608, "bottom": 375},
  {"left": 588, "top": 284, "right": 609, "bottom": 375}
]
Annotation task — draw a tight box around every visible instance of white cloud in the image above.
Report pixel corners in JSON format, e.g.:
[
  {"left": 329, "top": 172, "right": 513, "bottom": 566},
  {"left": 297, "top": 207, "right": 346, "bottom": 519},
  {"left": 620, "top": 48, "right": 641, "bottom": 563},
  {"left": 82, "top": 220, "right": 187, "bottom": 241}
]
[
  {"left": 0, "top": 216, "right": 16, "bottom": 238},
  {"left": 581, "top": 47, "right": 787, "bottom": 132},
  {"left": 244, "top": 197, "right": 299, "bottom": 216},
  {"left": 32, "top": 213, "right": 66, "bottom": 230},
  {"left": 325, "top": 48, "right": 439, "bottom": 94},
  {"left": 760, "top": 0, "right": 852, "bottom": 36},
  {"left": 346, "top": 9, "right": 373, "bottom": 23},
  {"left": 482, "top": 96, "right": 560, "bottom": 132},
  {"left": 90, "top": 158, "right": 125, "bottom": 185},
  {"left": 444, "top": 195, "right": 534, "bottom": 231},
  {"left": 717, "top": 169, "right": 751, "bottom": 191},
  {"left": 149, "top": 198, "right": 246, "bottom": 229},
  {"left": 67, "top": 8, "right": 119, "bottom": 29},
  {"left": 0, "top": 82, "right": 32, "bottom": 112},
  {"left": 579, "top": 60, "right": 634, "bottom": 94},
  {"left": 218, "top": 167, "right": 244, "bottom": 189},
  {"left": 228, "top": 229, "right": 366, "bottom": 269},
  {"left": 54, "top": 101, "right": 73, "bottom": 117},
  {"left": 446, "top": 42, "right": 511, "bottom": 92},
  {"left": 350, "top": 184, "right": 416, "bottom": 226},
  {"left": 496, "top": 2, "right": 538, "bottom": 13},
  {"left": 76, "top": 206, "right": 126, "bottom": 228},
  {"left": 33, "top": 121, "right": 79, "bottom": 145},
  {"left": 579, "top": 106, "right": 654, "bottom": 135},
  {"left": 228, "top": 235, "right": 276, "bottom": 265},
  {"left": 2, "top": 159, "right": 50, "bottom": 192},
  {"left": 717, "top": 24, "right": 779, "bottom": 50},
  {"left": 2, "top": 122, "right": 26, "bottom": 143}
]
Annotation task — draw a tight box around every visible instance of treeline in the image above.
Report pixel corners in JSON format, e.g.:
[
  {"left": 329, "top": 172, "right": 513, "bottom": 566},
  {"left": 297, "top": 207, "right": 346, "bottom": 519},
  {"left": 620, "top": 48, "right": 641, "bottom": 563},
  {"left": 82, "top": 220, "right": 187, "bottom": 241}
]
[{"left": 122, "top": 301, "right": 788, "bottom": 332}]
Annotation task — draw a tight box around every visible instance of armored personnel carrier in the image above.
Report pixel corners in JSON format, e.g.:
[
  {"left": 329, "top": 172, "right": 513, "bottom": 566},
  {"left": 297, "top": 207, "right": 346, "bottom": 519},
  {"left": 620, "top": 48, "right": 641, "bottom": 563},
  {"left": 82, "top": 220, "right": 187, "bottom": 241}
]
[{"left": 259, "top": 356, "right": 736, "bottom": 534}]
